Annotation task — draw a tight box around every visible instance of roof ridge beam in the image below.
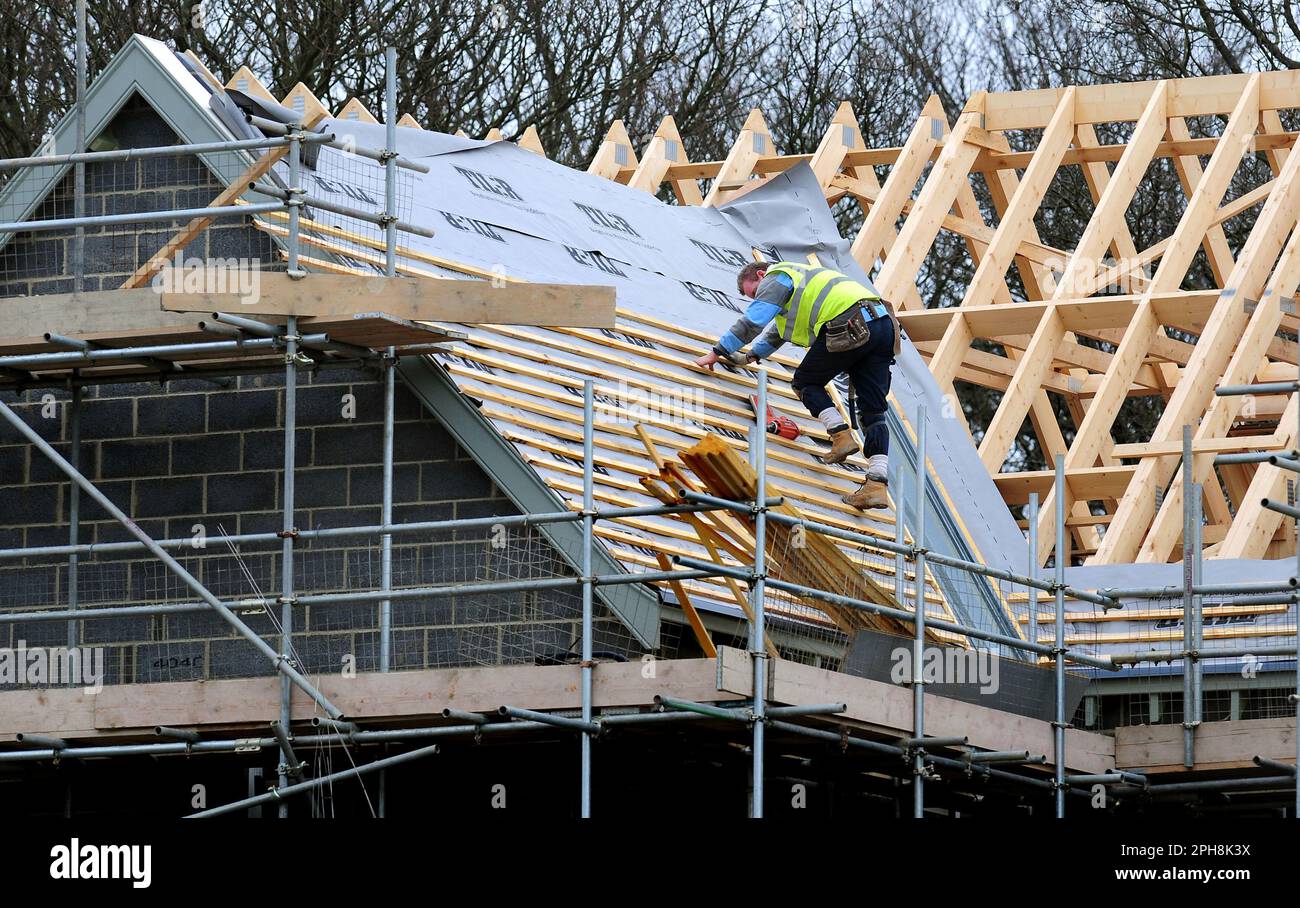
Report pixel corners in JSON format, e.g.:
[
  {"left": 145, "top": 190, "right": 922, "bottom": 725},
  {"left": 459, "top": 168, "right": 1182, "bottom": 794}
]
[{"left": 980, "top": 70, "right": 1300, "bottom": 130}]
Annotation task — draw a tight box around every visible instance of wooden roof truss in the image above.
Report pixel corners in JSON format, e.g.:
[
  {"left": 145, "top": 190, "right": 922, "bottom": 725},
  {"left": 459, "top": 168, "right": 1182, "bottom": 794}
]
[
  {"left": 236, "top": 68, "right": 1300, "bottom": 573},
  {"left": 568, "top": 72, "right": 1300, "bottom": 569}
]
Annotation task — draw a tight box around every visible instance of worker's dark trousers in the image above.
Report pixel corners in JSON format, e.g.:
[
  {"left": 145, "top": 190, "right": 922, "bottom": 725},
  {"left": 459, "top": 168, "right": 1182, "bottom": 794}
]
[{"left": 790, "top": 315, "right": 895, "bottom": 457}]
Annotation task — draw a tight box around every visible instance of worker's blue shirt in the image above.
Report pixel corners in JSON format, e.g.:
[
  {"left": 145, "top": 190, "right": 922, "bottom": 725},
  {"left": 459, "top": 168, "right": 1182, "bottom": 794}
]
[{"left": 715, "top": 272, "right": 793, "bottom": 360}]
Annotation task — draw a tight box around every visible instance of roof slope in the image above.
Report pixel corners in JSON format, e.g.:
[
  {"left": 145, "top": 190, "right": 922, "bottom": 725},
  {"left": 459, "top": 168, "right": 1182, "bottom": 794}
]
[{"left": 261, "top": 115, "right": 1024, "bottom": 654}]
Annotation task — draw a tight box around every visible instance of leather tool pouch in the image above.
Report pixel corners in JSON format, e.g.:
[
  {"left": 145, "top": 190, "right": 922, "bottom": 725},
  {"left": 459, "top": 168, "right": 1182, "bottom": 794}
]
[{"left": 824, "top": 305, "right": 871, "bottom": 353}]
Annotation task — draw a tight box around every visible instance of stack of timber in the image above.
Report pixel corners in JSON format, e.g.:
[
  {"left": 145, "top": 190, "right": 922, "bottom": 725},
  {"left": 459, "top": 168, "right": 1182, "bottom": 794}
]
[{"left": 678, "top": 433, "right": 941, "bottom": 642}]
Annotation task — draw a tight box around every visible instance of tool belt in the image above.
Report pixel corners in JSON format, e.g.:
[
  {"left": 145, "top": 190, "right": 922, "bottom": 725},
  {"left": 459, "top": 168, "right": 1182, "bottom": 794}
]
[{"left": 824, "top": 302, "right": 880, "bottom": 353}]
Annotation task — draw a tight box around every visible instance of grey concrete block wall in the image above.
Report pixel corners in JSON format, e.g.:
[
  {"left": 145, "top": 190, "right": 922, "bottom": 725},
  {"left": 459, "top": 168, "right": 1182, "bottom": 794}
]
[
  {"left": 0, "top": 96, "right": 651, "bottom": 689},
  {"left": 0, "top": 98, "right": 283, "bottom": 298},
  {"left": 0, "top": 364, "right": 651, "bottom": 683}
]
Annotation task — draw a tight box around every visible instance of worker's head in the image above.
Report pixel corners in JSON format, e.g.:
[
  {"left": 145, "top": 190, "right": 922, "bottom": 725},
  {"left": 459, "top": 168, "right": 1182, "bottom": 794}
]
[{"left": 736, "top": 261, "right": 771, "bottom": 299}]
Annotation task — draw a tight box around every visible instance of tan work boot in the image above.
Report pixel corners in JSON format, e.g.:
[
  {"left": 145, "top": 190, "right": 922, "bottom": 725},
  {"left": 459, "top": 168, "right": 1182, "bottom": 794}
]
[
  {"left": 842, "top": 478, "right": 890, "bottom": 510},
  {"left": 822, "top": 427, "right": 859, "bottom": 464}
]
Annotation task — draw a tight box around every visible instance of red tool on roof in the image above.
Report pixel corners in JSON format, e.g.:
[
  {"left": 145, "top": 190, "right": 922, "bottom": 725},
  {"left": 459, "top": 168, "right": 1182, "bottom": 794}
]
[{"left": 749, "top": 394, "right": 801, "bottom": 440}]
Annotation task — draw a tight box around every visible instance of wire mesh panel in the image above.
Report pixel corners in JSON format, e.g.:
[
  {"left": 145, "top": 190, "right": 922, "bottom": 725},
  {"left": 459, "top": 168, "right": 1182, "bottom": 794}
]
[
  {"left": 0, "top": 520, "right": 670, "bottom": 691},
  {"left": 254, "top": 140, "right": 416, "bottom": 275},
  {"left": 1059, "top": 579, "right": 1300, "bottom": 731},
  {"left": 0, "top": 143, "right": 283, "bottom": 296}
]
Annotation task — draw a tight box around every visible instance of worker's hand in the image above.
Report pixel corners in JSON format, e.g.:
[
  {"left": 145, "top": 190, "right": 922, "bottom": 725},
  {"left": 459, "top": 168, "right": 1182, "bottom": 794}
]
[{"left": 695, "top": 351, "right": 721, "bottom": 371}]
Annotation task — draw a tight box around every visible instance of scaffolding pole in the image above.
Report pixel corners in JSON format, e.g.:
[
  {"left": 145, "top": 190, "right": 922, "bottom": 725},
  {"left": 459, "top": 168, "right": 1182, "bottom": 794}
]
[
  {"left": 384, "top": 45, "right": 399, "bottom": 277},
  {"left": 2, "top": 568, "right": 723, "bottom": 628},
  {"left": 674, "top": 555, "right": 1112, "bottom": 670},
  {"left": 1027, "top": 492, "right": 1038, "bottom": 658},
  {"left": 750, "top": 366, "right": 770, "bottom": 819},
  {"left": 0, "top": 200, "right": 286, "bottom": 236},
  {"left": 720, "top": 498, "right": 1118, "bottom": 610},
  {"left": 1192, "top": 481, "right": 1204, "bottom": 766},
  {"left": 581, "top": 380, "right": 595, "bottom": 818},
  {"left": 1182, "top": 426, "right": 1195, "bottom": 769},
  {"left": 277, "top": 315, "right": 300, "bottom": 816},
  {"left": 894, "top": 456, "right": 906, "bottom": 605},
  {"left": 378, "top": 46, "right": 399, "bottom": 817},
  {"left": 0, "top": 499, "right": 741, "bottom": 562},
  {"left": 1054, "top": 454, "right": 1066, "bottom": 819},
  {"left": 286, "top": 109, "right": 303, "bottom": 277},
  {"left": 912, "top": 405, "right": 927, "bottom": 818},
  {"left": 73, "top": 0, "right": 86, "bottom": 296},
  {"left": 190, "top": 742, "right": 443, "bottom": 818}
]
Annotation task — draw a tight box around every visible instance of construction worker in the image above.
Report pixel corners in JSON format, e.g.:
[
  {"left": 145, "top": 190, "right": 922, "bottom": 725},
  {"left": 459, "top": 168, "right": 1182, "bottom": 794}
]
[{"left": 694, "top": 260, "right": 900, "bottom": 510}]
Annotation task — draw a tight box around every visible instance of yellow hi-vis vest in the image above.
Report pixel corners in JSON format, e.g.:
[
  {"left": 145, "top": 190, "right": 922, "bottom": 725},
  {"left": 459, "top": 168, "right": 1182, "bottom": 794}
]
[{"left": 765, "top": 262, "right": 886, "bottom": 348}]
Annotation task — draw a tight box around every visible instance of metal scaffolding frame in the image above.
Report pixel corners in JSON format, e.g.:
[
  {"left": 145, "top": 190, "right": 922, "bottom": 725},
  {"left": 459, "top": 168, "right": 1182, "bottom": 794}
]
[
  {"left": 2, "top": 340, "right": 1294, "bottom": 814},
  {"left": 0, "top": 40, "right": 1296, "bottom": 819}
]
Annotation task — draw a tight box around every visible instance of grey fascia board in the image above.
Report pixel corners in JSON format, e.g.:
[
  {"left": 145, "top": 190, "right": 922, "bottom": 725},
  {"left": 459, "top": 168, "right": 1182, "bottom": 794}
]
[{"left": 396, "top": 354, "right": 661, "bottom": 649}]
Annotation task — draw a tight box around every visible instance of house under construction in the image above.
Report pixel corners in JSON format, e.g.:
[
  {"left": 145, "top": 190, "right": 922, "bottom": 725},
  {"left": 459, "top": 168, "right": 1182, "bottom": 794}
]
[{"left": 0, "top": 34, "right": 1296, "bottom": 818}]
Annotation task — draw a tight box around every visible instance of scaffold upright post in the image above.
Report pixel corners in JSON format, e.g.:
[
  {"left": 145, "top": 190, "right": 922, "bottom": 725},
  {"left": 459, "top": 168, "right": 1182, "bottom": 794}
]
[
  {"left": 1054, "top": 454, "right": 1067, "bottom": 818},
  {"left": 384, "top": 45, "right": 398, "bottom": 277},
  {"left": 1192, "top": 482, "right": 1203, "bottom": 750},
  {"left": 895, "top": 457, "right": 906, "bottom": 605},
  {"left": 73, "top": 0, "right": 86, "bottom": 294},
  {"left": 913, "top": 405, "right": 927, "bottom": 818},
  {"left": 751, "top": 366, "right": 770, "bottom": 818},
  {"left": 1028, "top": 492, "right": 1038, "bottom": 659},
  {"left": 1183, "top": 425, "right": 1195, "bottom": 768},
  {"left": 581, "top": 379, "right": 595, "bottom": 817},
  {"left": 287, "top": 112, "right": 303, "bottom": 278},
  {"left": 277, "top": 315, "right": 300, "bottom": 817},
  {"left": 377, "top": 43, "right": 400, "bottom": 820}
]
